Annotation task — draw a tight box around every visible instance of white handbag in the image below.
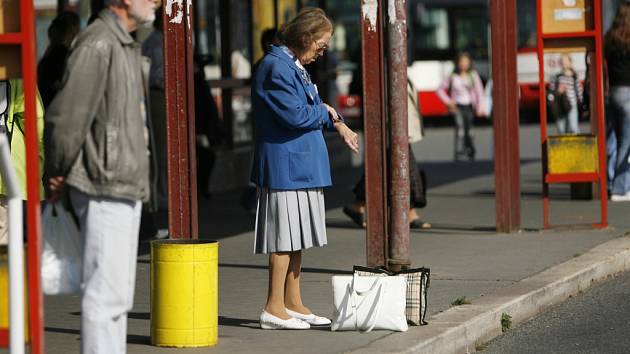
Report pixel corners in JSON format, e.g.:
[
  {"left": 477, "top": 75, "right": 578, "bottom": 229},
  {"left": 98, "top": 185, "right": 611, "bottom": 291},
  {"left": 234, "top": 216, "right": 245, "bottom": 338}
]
[{"left": 331, "top": 274, "right": 408, "bottom": 332}]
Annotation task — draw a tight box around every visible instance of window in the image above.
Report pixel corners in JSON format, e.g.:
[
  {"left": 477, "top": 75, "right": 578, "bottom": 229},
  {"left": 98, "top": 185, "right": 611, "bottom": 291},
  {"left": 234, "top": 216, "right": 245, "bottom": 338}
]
[
  {"left": 517, "top": 0, "right": 537, "bottom": 49},
  {"left": 413, "top": 5, "right": 450, "bottom": 51},
  {"left": 452, "top": 8, "right": 488, "bottom": 60}
]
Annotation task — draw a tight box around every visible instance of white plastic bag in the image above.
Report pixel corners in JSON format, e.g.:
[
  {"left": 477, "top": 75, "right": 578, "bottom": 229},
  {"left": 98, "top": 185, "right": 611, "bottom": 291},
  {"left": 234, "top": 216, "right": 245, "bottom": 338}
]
[{"left": 41, "top": 203, "right": 82, "bottom": 295}]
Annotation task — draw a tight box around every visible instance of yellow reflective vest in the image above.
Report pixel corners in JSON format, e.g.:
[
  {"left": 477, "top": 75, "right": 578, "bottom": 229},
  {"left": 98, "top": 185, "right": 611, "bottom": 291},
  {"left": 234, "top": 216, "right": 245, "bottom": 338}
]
[{"left": 0, "top": 79, "right": 45, "bottom": 199}]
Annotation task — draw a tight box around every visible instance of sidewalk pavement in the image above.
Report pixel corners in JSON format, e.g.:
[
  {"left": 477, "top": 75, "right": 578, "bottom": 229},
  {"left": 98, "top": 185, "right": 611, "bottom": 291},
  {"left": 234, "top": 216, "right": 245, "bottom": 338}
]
[{"left": 6, "top": 125, "right": 630, "bottom": 354}]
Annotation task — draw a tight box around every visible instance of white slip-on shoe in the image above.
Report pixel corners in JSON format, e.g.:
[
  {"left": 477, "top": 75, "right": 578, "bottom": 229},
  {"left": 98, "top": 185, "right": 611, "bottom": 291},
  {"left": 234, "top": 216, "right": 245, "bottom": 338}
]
[
  {"left": 259, "top": 310, "right": 310, "bottom": 330},
  {"left": 611, "top": 193, "right": 630, "bottom": 202},
  {"left": 286, "top": 308, "right": 332, "bottom": 326}
]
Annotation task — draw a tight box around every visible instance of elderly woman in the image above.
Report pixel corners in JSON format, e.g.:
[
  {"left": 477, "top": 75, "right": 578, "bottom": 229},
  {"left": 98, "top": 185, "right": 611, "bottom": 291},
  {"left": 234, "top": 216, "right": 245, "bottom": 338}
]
[{"left": 251, "top": 8, "right": 359, "bottom": 330}]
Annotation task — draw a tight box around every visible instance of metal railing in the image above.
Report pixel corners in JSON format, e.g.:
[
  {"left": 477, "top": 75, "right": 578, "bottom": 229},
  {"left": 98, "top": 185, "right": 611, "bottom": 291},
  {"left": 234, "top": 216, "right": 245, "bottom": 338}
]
[{"left": 0, "top": 132, "right": 25, "bottom": 354}]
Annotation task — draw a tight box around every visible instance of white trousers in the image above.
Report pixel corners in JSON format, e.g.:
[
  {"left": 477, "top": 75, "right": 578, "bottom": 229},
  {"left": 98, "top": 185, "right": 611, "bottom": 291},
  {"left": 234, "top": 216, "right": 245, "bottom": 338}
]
[{"left": 70, "top": 188, "right": 142, "bottom": 354}]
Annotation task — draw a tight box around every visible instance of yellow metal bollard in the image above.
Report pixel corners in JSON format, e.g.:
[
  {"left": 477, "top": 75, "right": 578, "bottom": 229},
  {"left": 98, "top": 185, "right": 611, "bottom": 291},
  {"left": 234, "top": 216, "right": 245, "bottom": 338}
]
[
  {"left": 150, "top": 240, "right": 218, "bottom": 348},
  {"left": 0, "top": 246, "right": 29, "bottom": 343}
]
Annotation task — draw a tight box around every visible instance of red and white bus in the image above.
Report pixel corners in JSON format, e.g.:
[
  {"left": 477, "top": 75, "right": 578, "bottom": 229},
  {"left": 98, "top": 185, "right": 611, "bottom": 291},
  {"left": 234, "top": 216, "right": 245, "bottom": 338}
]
[{"left": 337, "top": 0, "right": 594, "bottom": 120}]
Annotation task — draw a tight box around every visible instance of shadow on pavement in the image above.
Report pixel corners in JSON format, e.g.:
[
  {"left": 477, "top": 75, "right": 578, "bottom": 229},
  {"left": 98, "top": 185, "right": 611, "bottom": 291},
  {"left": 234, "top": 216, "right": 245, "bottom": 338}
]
[
  {"left": 219, "top": 316, "right": 260, "bottom": 329},
  {"left": 128, "top": 312, "right": 150, "bottom": 320},
  {"left": 127, "top": 335, "right": 151, "bottom": 345},
  {"left": 137, "top": 158, "right": 537, "bottom": 255},
  {"left": 45, "top": 326, "right": 79, "bottom": 335},
  {"left": 418, "top": 224, "right": 497, "bottom": 234},
  {"left": 218, "top": 263, "right": 353, "bottom": 275}
]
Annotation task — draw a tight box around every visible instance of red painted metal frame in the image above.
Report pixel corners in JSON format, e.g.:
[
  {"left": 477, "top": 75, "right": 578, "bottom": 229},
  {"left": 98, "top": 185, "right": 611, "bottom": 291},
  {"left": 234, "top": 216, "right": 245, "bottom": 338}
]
[
  {"left": 22, "top": 0, "right": 45, "bottom": 348},
  {"left": 361, "top": 0, "right": 388, "bottom": 267},
  {"left": 536, "top": 0, "right": 608, "bottom": 229},
  {"left": 593, "top": 0, "right": 609, "bottom": 228},
  {"left": 0, "top": 33, "right": 23, "bottom": 44},
  {"left": 164, "top": 1, "right": 199, "bottom": 239},
  {"left": 541, "top": 31, "right": 597, "bottom": 39},
  {"left": 0, "top": 0, "right": 45, "bottom": 350},
  {"left": 491, "top": 0, "right": 521, "bottom": 232},
  {"left": 546, "top": 172, "right": 599, "bottom": 183}
]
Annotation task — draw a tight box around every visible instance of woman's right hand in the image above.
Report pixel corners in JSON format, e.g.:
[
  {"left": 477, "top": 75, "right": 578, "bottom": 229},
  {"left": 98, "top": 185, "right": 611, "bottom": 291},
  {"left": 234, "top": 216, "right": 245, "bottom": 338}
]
[{"left": 448, "top": 102, "right": 457, "bottom": 113}]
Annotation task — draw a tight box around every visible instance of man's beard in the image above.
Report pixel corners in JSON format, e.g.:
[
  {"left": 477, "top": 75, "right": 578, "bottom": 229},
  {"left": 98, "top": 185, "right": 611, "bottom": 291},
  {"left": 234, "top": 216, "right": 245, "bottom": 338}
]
[{"left": 129, "top": 6, "right": 155, "bottom": 27}]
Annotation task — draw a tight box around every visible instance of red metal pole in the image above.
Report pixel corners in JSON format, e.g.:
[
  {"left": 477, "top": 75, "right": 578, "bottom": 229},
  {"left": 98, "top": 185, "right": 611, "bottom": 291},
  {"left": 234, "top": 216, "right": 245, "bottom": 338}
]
[
  {"left": 535, "top": 0, "right": 550, "bottom": 228},
  {"left": 491, "top": 0, "right": 521, "bottom": 232},
  {"left": 386, "top": 0, "right": 410, "bottom": 272},
  {"left": 164, "top": 0, "right": 198, "bottom": 239},
  {"left": 361, "top": 0, "right": 388, "bottom": 267},
  {"left": 593, "top": 0, "right": 608, "bottom": 228},
  {"left": 21, "top": 0, "right": 44, "bottom": 350}
]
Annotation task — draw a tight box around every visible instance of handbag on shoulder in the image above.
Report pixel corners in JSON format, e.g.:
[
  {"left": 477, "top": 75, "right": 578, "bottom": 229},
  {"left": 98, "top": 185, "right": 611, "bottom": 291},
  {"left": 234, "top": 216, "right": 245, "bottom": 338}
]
[
  {"left": 331, "top": 274, "right": 408, "bottom": 332},
  {"left": 354, "top": 265, "right": 430, "bottom": 326}
]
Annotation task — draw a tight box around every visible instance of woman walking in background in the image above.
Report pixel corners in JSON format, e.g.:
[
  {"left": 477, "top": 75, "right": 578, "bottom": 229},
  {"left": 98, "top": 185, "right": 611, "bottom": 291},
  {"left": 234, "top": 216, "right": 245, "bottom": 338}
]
[
  {"left": 605, "top": 3, "right": 630, "bottom": 201},
  {"left": 437, "top": 52, "right": 485, "bottom": 161},
  {"left": 548, "top": 54, "right": 583, "bottom": 135},
  {"left": 343, "top": 80, "right": 431, "bottom": 230},
  {"left": 251, "top": 8, "right": 359, "bottom": 329}
]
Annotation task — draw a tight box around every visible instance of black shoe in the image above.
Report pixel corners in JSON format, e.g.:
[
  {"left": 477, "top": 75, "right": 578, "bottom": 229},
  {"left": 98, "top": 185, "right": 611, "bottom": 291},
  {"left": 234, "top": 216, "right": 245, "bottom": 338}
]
[
  {"left": 410, "top": 219, "right": 432, "bottom": 229},
  {"left": 343, "top": 206, "right": 366, "bottom": 228}
]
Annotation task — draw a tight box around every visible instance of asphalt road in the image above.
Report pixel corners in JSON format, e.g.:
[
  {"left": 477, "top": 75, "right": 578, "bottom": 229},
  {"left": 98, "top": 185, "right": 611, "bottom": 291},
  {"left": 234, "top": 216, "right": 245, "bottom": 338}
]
[{"left": 482, "top": 271, "right": 630, "bottom": 354}]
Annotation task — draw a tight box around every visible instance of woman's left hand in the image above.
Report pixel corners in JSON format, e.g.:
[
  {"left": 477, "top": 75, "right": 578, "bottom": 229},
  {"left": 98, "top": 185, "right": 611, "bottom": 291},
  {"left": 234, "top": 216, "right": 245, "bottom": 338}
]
[
  {"left": 335, "top": 122, "right": 359, "bottom": 153},
  {"left": 323, "top": 103, "right": 342, "bottom": 123}
]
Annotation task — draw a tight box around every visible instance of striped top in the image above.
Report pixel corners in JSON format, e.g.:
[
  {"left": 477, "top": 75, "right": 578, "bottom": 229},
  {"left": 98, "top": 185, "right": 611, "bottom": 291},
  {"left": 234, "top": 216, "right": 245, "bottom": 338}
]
[{"left": 549, "top": 71, "right": 583, "bottom": 105}]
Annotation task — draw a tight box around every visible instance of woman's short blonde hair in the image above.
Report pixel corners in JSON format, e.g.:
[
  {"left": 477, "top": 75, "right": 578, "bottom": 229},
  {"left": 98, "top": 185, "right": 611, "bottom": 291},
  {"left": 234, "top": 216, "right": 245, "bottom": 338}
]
[{"left": 277, "top": 7, "right": 333, "bottom": 53}]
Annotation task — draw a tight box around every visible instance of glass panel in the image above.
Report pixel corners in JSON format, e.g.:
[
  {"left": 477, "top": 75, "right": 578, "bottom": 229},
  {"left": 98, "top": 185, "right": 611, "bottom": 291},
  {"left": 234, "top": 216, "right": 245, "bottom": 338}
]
[
  {"left": 543, "top": 51, "right": 588, "bottom": 136},
  {"left": 413, "top": 5, "right": 450, "bottom": 51},
  {"left": 229, "top": 0, "right": 252, "bottom": 79},
  {"left": 232, "top": 88, "right": 252, "bottom": 144},
  {"left": 517, "top": 0, "right": 537, "bottom": 49},
  {"left": 196, "top": 0, "right": 221, "bottom": 71},
  {"left": 452, "top": 10, "right": 488, "bottom": 60},
  {"left": 35, "top": 10, "right": 56, "bottom": 59}
]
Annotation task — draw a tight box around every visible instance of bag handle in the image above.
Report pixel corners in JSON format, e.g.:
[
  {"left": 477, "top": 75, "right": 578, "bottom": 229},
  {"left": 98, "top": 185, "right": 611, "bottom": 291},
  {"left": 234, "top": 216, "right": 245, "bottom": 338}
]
[{"left": 349, "top": 274, "right": 385, "bottom": 333}]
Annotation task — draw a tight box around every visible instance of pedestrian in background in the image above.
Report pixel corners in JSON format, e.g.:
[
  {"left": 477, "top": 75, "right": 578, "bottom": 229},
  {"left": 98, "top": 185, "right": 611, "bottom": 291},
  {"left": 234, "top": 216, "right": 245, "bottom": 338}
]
[
  {"left": 38, "top": 11, "right": 80, "bottom": 108},
  {"left": 45, "top": 0, "right": 157, "bottom": 351},
  {"left": 194, "top": 55, "right": 223, "bottom": 199},
  {"left": 251, "top": 7, "right": 359, "bottom": 330},
  {"left": 605, "top": 2, "right": 630, "bottom": 202},
  {"left": 437, "top": 52, "right": 485, "bottom": 161},
  {"left": 343, "top": 79, "right": 431, "bottom": 230},
  {"left": 0, "top": 80, "right": 45, "bottom": 246},
  {"left": 548, "top": 54, "right": 583, "bottom": 135}
]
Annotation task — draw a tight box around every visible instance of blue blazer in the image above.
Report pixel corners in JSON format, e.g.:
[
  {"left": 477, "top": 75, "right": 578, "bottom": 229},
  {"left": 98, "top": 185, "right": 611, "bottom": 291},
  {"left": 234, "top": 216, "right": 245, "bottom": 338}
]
[{"left": 250, "top": 45, "right": 337, "bottom": 190}]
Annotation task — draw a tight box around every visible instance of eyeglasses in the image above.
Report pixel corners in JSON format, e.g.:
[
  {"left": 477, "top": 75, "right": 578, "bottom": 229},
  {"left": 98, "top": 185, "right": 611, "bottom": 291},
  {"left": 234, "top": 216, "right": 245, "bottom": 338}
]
[{"left": 315, "top": 41, "right": 329, "bottom": 52}]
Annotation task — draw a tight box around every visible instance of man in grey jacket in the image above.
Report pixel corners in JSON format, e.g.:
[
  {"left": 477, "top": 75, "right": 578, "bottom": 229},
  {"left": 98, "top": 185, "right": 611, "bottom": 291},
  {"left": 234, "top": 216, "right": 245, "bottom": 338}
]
[{"left": 45, "top": 0, "right": 157, "bottom": 351}]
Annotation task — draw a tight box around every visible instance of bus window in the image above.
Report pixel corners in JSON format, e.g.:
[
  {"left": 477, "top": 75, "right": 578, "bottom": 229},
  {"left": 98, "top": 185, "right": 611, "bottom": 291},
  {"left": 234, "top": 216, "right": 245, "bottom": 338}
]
[
  {"left": 517, "top": 0, "right": 536, "bottom": 49},
  {"left": 452, "top": 8, "right": 488, "bottom": 60},
  {"left": 413, "top": 5, "right": 450, "bottom": 51}
]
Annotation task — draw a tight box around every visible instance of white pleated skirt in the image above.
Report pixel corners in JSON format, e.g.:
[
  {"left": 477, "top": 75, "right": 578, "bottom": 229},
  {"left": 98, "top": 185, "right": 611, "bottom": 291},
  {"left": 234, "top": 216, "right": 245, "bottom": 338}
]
[{"left": 254, "top": 188, "right": 328, "bottom": 254}]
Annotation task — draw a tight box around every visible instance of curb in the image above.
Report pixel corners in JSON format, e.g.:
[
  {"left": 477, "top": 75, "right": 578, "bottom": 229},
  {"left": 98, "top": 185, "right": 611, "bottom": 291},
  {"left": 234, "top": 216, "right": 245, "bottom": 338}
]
[{"left": 346, "top": 234, "right": 630, "bottom": 354}]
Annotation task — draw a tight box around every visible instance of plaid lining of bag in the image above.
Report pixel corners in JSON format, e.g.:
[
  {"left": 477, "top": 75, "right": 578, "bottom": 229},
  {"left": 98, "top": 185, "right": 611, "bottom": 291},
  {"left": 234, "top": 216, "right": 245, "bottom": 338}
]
[{"left": 353, "top": 266, "right": 430, "bottom": 326}]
